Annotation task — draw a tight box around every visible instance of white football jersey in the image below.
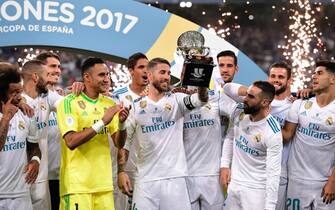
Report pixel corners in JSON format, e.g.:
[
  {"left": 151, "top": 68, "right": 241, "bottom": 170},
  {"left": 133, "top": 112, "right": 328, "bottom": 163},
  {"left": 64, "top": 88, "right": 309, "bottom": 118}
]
[
  {"left": 221, "top": 110, "right": 283, "bottom": 210},
  {"left": 286, "top": 97, "right": 335, "bottom": 181},
  {"left": 183, "top": 90, "right": 237, "bottom": 176},
  {"left": 22, "top": 90, "right": 62, "bottom": 183},
  {"left": 0, "top": 111, "right": 38, "bottom": 198},
  {"left": 223, "top": 82, "right": 293, "bottom": 179},
  {"left": 111, "top": 85, "right": 142, "bottom": 176},
  {"left": 271, "top": 98, "right": 292, "bottom": 179},
  {"left": 47, "top": 111, "right": 60, "bottom": 180},
  {"left": 127, "top": 92, "right": 204, "bottom": 182}
]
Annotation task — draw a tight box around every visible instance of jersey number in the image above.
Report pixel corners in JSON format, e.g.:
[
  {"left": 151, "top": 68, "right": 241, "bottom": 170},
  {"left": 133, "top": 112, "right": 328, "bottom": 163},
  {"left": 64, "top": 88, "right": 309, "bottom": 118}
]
[{"left": 287, "top": 198, "right": 300, "bottom": 210}]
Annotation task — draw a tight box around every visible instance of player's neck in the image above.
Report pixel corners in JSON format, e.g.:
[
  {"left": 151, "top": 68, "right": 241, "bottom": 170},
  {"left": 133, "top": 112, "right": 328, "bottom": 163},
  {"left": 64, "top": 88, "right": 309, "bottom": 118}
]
[
  {"left": 147, "top": 85, "right": 164, "bottom": 102},
  {"left": 315, "top": 89, "right": 335, "bottom": 107},
  {"left": 129, "top": 82, "right": 145, "bottom": 96},
  {"left": 83, "top": 86, "right": 99, "bottom": 100},
  {"left": 23, "top": 82, "right": 39, "bottom": 99},
  {"left": 274, "top": 92, "right": 290, "bottom": 100},
  {"left": 249, "top": 107, "right": 270, "bottom": 122},
  {"left": 47, "top": 84, "right": 57, "bottom": 91},
  {"left": 275, "top": 86, "right": 290, "bottom": 100}
]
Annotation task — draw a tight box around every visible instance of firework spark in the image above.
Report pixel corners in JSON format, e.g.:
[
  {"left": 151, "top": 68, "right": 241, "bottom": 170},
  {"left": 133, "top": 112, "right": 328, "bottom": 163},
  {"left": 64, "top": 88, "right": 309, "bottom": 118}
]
[{"left": 279, "top": 0, "right": 326, "bottom": 91}]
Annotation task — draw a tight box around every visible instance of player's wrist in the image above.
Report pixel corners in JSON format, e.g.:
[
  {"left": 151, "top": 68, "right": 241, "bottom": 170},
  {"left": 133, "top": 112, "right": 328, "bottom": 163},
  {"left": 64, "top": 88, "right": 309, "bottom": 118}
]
[
  {"left": 1, "top": 115, "right": 12, "bottom": 122},
  {"left": 92, "top": 120, "right": 105, "bottom": 133},
  {"left": 31, "top": 156, "right": 41, "bottom": 165},
  {"left": 119, "top": 122, "right": 126, "bottom": 131},
  {"left": 117, "top": 168, "right": 126, "bottom": 174}
]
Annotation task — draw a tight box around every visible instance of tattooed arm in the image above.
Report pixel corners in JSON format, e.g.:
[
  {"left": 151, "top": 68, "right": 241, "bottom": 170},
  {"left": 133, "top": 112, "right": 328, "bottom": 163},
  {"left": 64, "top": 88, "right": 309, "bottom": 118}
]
[
  {"left": 117, "top": 148, "right": 132, "bottom": 196},
  {"left": 0, "top": 117, "right": 11, "bottom": 150},
  {"left": 0, "top": 97, "right": 19, "bottom": 150}
]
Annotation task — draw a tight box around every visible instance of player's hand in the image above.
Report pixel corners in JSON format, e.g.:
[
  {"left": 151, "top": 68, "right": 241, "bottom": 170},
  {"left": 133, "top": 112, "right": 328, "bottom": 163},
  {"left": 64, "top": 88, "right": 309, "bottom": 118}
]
[
  {"left": 102, "top": 105, "right": 121, "bottom": 125},
  {"left": 172, "top": 87, "right": 188, "bottom": 94},
  {"left": 296, "top": 88, "right": 313, "bottom": 99},
  {"left": 24, "top": 160, "right": 39, "bottom": 184},
  {"left": 55, "top": 87, "right": 66, "bottom": 96},
  {"left": 2, "top": 97, "right": 19, "bottom": 120},
  {"left": 119, "top": 102, "right": 131, "bottom": 123},
  {"left": 321, "top": 179, "right": 335, "bottom": 204},
  {"left": 68, "top": 82, "right": 85, "bottom": 96},
  {"left": 118, "top": 172, "right": 133, "bottom": 196},
  {"left": 220, "top": 167, "right": 231, "bottom": 190},
  {"left": 18, "top": 101, "right": 34, "bottom": 118}
]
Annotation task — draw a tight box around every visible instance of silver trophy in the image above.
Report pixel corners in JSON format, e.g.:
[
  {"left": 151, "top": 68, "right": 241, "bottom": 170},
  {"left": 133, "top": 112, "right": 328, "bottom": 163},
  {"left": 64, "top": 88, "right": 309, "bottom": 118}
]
[
  {"left": 176, "top": 31, "right": 214, "bottom": 87},
  {"left": 177, "top": 31, "right": 210, "bottom": 59}
]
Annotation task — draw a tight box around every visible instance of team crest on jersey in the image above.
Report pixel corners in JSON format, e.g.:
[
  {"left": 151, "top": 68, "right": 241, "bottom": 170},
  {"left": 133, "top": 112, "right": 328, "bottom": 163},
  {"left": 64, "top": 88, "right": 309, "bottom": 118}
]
[
  {"left": 40, "top": 102, "right": 47, "bottom": 111},
  {"left": 125, "top": 95, "right": 133, "bottom": 101},
  {"left": 205, "top": 103, "right": 211, "bottom": 110},
  {"left": 78, "top": 101, "right": 86, "bottom": 110},
  {"left": 326, "top": 117, "right": 333, "bottom": 125},
  {"left": 66, "top": 116, "right": 74, "bottom": 126},
  {"left": 304, "top": 101, "right": 313, "bottom": 109},
  {"left": 140, "top": 101, "right": 147, "bottom": 109},
  {"left": 18, "top": 121, "right": 25, "bottom": 130},
  {"left": 254, "top": 133, "right": 262, "bottom": 142},
  {"left": 164, "top": 103, "right": 172, "bottom": 111}
]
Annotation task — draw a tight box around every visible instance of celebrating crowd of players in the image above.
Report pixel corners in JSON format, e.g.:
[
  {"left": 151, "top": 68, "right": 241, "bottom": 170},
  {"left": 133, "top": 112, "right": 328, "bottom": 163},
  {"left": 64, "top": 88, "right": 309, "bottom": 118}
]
[{"left": 0, "top": 49, "right": 334, "bottom": 210}]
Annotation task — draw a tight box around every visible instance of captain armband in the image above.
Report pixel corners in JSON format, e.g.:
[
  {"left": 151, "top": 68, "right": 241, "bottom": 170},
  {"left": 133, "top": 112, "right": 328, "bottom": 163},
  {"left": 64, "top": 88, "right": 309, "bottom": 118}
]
[{"left": 183, "top": 93, "right": 203, "bottom": 110}]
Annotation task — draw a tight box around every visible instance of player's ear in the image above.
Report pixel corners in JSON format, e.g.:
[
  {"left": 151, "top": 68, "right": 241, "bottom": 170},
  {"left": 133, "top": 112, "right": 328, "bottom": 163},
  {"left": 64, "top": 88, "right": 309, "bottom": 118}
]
[
  {"left": 147, "top": 70, "right": 153, "bottom": 82},
  {"left": 83, "top": 72, "right": 90, "bottom": 82},
  {"left": 31, "top": 72, "right": 39, "bottom": 83},
  {"left": 330, "top": 73, "right": 335, "bottom": 85}
]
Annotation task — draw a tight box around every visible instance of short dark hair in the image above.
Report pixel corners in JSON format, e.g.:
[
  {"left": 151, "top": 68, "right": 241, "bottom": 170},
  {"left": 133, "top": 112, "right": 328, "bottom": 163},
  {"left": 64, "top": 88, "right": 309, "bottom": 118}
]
[
  {"left": 316, "top": 60, "right": 335, "bottom": 74},
  {"left": 81, "top": 57, "right": 105, "bottom": 75},
  {"left": 0, "top": 62, "right": 21, "bottom": 102},
  {"left": 269, "top": 61, "right": 292, "bottom": 79},
  {"left": 36, "top": 51, "right": 60, "bottom": 63},
  {"left": 253, "top": 80, "right": 275, "bottom": 102},
  {"left": 216, "top": 50, "right": 238, "bottom": 66},
  {"left": 127, "top": 52, "right": 147, "bottom": 69},
  {"left": 21, "top": 59, "right": 46, "bottom": 78},
  {"left": 147, "top": 57, "right": 170, "bottom": 70}
]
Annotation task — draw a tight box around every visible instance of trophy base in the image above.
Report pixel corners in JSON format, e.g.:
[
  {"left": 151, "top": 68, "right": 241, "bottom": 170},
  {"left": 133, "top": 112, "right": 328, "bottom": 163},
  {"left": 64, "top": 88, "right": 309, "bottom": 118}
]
[{"left": 181, "top": 55, "right": 214, "bottom": 87}]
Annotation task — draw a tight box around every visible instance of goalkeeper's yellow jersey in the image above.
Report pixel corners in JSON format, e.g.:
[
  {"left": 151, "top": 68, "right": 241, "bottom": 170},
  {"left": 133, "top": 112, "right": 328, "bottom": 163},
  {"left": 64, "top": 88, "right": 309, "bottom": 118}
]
[{"left": 56, "top": 92, "right": 119, "bottom": 196}]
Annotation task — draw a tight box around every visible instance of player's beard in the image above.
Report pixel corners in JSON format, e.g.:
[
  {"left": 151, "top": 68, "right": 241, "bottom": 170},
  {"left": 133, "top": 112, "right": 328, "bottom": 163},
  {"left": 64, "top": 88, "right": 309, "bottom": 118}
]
[
  {"left": 152, "top": 79, "right": 170, "bottom": 93},
  {"left": 223, "top": 75, "right": 233, "bottom": 83},
  {"left": 36, "top": 78, "right": 49, "bottom": 95},
  {"left": 275, "top": 83, "right": 287, "bottom": 96},
  {"left": 243, "top": 103, "right": 261, "bottom": 115}
]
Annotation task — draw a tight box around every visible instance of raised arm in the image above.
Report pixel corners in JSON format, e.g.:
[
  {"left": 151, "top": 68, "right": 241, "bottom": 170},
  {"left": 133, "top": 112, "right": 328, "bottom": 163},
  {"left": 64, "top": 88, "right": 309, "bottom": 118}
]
[
  {"left": 223, "top": 83, "right": 247, "bottom": 103},
  {"left": 0, "top": 97, "right": 18, "bottom": 150},
  {"left": 111, "top": 104, "right": 130, "bottom": 149},
  {"left": 197, "top": 87, "right": 208, "bottom": 103}
]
